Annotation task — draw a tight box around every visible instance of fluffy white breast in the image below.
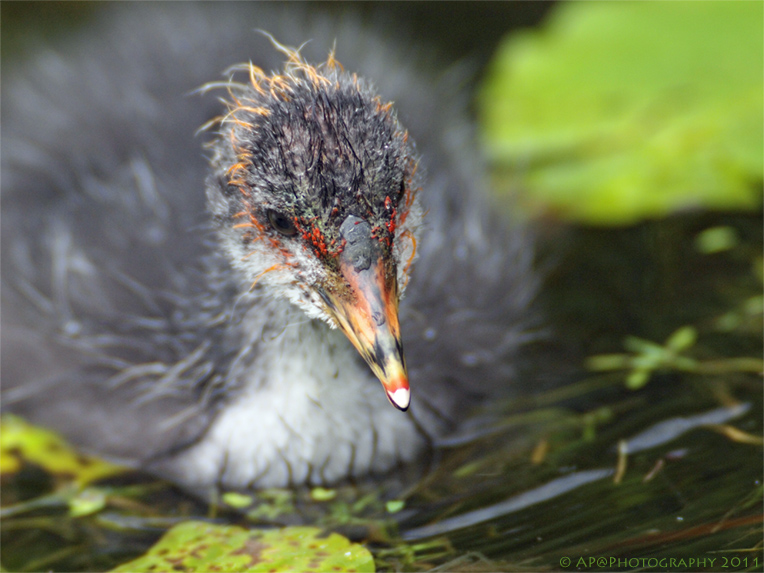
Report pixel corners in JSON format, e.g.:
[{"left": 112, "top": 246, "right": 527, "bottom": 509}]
[{"left": 156, "top": 297, "right": 426, "bottom": 490}]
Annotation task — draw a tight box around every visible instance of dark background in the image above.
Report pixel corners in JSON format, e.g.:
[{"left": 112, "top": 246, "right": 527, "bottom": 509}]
[{"left": 2, "top": 2, "right": 553, "bottom": 82}]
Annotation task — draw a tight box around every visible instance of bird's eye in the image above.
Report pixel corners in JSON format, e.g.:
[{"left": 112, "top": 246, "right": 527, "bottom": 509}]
[
  {"left": 267, "top": 210, "right": 298, "bottom": 236},
  {"left": 397, "top": 179, "right": 406, "bottom": 201}
]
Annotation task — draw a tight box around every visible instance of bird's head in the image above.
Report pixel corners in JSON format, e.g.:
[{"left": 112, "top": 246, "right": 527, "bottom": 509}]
[{"left": 205, "top": 45, "right": 423, "bottom": 411}]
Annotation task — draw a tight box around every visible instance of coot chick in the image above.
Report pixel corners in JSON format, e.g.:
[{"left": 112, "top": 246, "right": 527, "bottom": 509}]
[{"left": 1, "top": 4, "right": 538, "bottom": 492}]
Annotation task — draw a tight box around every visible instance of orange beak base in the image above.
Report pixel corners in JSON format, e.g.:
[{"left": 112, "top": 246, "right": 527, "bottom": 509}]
[{"left": 320, "top": 217, "right": 410, "bottom": 410}]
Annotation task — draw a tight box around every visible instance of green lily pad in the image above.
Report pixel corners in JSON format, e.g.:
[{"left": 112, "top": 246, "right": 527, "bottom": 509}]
[
  {"left": 0, "top": 414, "right": 125, "bottom": 486},
  {"left": 481, "top": 2, "right": 763, "bottom": 224},
  {"left": 111, "top": 521, "right": 375, "bottom": 572}
]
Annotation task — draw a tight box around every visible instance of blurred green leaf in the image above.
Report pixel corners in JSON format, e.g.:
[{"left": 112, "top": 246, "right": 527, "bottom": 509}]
[
  {"left": 68, "top": 487, "right": 108, "bottom": 517},
  {"left": 110, "top": 521, "right": 375, "bottom": 572},
  {"left": 695, "top": 226, "right": 739, "bottom": 254},
  {"left": 310, "top": 487, "right": 337, "bottom": 501},
  {"left": 222, "top": 491, "right": 254, "bottom": 509},
  {"left": 385, "top": 500, "right": 405, "bottom": 514},
  {"left": 665, "top": 326, "right": 697, "bottom": 352},
  {"left": 481, "top": 2, "right": 763, "bottom": 224},
  {"left": 626, "top": 369, "right": 651, "bottom": 390},
  {"left": 0, "top": 414, "right": 125, "bottom": 487},
  {"left": 245, "top": 488, "right": 295, "bottom": 520}
]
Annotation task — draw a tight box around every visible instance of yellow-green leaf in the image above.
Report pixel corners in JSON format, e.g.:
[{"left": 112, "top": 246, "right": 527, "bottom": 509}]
[
  {"left": 481, "top": 2, "right": 763, "bottom": 224},
  {"left": 68, "top": 487, "right": 108, "bottom": 517},
  {"left": 110, "top": 521, "right": 375, "bottom": 572},
  {"left": 0, "top": 415, "right": 125, "bottom": 486},
  {"left": 310, "top": 487, "right": 337, "bottom": 501},
  {"left": 222, "top": 491, "right": 254, "bottom": 509}
]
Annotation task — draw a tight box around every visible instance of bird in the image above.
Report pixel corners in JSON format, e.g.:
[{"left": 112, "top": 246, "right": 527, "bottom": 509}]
[{"left": 1, "top": 4, "right": 539, "bottom": 493}]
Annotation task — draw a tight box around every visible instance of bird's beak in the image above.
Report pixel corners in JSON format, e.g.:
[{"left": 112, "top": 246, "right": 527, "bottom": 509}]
[{"left": 320, "top": 249, "right": 410, "bottom": 411}]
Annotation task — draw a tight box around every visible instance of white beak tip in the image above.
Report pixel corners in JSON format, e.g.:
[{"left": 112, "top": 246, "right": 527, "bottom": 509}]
[{"left": 387, "top": 387, "right": 410, "bottom": 411}]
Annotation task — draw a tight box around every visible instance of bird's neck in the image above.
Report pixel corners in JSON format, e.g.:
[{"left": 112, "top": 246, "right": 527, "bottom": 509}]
[
  {"left": 233, "top": 293, "right": 367, "bottom": 397},
  {"left": 159, "top": 292, "right": 425, "bottom": 489}
]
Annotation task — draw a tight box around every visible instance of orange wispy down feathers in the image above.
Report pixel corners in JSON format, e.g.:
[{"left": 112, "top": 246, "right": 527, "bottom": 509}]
[
  {"left": 198, "top": 37, "right": 360, "bottom": 196},
  {"left": 199, "top": 34, "right": 347, "bottom": 133}
]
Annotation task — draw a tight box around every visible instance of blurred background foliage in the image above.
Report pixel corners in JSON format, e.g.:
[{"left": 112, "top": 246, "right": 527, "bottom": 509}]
[{"left": 481, "top": 1, "right": 763, "bottom": 224}]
